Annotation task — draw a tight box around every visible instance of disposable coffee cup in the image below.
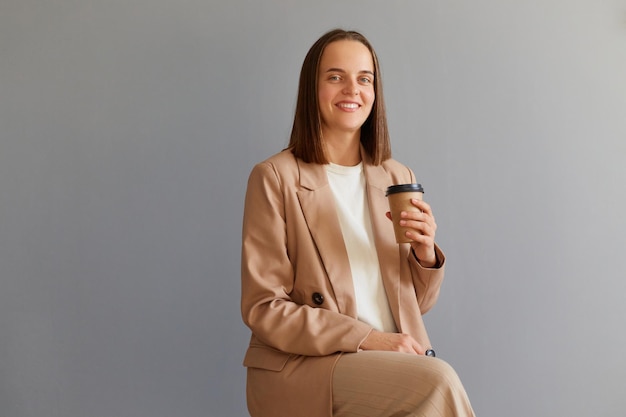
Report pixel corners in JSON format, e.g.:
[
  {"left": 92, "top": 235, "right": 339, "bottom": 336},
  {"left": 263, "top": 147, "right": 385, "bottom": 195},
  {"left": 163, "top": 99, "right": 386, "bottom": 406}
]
[{"left": 386, "top": 183, "right": 424, "bottom": 243}]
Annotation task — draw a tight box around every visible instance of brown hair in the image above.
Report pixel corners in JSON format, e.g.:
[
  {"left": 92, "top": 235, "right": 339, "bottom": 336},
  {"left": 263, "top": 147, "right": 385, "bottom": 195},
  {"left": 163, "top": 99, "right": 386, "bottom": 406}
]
[{"left": 288, "top": 29, "right": 391, "bottom": 165}]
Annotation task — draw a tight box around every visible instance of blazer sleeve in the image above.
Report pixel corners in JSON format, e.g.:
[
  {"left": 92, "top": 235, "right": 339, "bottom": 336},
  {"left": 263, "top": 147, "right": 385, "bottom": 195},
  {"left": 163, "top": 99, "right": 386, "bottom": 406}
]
[
  {"left": 404, "top": 165, "right": 446, "bottom": 315},
  {"left": 407, "top": 245, "right": 446, "bottom": 314},
  {"left": 241, "top": 162, "right": 372, "bottom": 356}
]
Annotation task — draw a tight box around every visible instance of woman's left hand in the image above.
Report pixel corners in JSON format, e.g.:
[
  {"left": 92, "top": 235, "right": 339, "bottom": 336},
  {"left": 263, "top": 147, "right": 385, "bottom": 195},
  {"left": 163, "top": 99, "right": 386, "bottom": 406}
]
[{"left": 386, "top": 198, "right": 438, "bottom": 267}]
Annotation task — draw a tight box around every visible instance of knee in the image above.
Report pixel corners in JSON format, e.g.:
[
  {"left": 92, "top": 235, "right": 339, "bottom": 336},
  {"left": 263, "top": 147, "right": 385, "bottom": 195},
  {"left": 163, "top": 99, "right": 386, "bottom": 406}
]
[
  {"left": 421, "top": 358, "right": 465, "bottom": 392},
  {"left": 420, "top": 358, "right": 474, "bottom": 415}
]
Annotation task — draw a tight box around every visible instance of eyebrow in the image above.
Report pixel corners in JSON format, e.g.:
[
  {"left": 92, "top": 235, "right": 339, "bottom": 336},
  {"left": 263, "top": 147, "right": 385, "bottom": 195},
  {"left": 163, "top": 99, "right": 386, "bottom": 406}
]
[{"left": 325, "top": 67, "right": 375, "bottom": 76}]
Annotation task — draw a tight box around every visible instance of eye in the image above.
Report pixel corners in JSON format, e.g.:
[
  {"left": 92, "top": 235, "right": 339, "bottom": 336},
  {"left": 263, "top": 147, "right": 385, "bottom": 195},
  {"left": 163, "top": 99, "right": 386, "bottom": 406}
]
[
  {"left": 328, "top": 74, "right": 341, "bottom": 81},
  {"left": 359, "top": 76, "right": 373, "bottom": 84}
]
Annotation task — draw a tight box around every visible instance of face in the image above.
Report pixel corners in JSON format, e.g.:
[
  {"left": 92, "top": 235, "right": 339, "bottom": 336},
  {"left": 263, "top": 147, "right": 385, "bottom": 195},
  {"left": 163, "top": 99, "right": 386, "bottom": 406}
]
[{"left": 317, "top": 40, "right": 375, "bottom": 138}]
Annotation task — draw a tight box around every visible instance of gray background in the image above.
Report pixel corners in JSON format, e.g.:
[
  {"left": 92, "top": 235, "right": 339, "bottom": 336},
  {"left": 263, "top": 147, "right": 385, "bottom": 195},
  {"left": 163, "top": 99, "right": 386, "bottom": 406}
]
[{"left": 1, "top": 1, "right": 625, "bottom": 416}]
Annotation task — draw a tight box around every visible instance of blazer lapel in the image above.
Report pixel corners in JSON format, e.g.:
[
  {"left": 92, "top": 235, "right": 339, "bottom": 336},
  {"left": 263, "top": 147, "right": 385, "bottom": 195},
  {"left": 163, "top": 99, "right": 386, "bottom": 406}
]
[
  {"left": 363, "top": 158, "right": 403, "bottom": 327},
  {"left": 296, "top": 159, "right": 358, "bottom": 317}
]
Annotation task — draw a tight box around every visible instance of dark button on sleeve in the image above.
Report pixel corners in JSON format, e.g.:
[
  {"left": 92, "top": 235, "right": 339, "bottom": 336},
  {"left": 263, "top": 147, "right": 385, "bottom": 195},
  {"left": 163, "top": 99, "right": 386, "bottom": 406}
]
[{"left": 312, "top": 292, "right": 324, "bottom": 305}]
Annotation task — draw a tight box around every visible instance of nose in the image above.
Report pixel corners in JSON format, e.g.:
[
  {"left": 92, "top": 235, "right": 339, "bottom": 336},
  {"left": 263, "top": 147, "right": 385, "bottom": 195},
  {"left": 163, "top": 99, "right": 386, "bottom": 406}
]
[{"left": 343, "top": 80, "right": 359, "bottom": 96}]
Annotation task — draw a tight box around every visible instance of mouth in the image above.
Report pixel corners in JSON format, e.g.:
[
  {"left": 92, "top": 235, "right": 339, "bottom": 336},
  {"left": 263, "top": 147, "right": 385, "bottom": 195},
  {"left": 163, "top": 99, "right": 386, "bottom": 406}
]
[{"left": 336, "top": 102, "right": 361, "bottom": 111}]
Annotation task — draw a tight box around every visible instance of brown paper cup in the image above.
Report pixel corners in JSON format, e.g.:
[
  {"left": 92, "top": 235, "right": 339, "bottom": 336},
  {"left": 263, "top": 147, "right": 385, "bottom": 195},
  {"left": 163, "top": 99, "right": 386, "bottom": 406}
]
[{"left": 386, "top": 183, "right": 424, "bottom": 243}]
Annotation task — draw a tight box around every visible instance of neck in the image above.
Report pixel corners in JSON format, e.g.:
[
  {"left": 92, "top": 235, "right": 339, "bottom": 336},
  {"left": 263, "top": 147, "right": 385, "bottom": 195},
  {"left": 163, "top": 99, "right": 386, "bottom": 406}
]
[{"left": 323, "top": 130, "right": 362, "bottom": 166}]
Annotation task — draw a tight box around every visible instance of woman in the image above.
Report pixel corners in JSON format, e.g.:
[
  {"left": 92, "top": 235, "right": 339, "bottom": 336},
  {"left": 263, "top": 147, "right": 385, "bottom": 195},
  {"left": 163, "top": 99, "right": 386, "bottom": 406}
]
[{"left": 241, "top": 29, "right": 475, "bottom": 417}]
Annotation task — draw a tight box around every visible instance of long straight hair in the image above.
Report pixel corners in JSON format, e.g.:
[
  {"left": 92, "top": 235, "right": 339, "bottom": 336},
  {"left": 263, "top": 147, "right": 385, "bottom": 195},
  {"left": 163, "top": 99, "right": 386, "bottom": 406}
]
[{"left": 288, "top": 29, "right": 391, "bottom": 165}]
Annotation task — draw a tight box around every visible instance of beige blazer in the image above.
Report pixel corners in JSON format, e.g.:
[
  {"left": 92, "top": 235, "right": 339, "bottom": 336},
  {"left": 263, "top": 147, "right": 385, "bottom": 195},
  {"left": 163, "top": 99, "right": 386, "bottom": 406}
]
[{"left": 241, "top": 148, "right": 445, "bottom": 417}]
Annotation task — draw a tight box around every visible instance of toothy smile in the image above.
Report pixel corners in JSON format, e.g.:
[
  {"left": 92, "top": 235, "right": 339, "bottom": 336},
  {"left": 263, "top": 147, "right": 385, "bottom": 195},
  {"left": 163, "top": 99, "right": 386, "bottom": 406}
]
[{"left": 337, "top": 103, "right": 360, "bottom": 109}]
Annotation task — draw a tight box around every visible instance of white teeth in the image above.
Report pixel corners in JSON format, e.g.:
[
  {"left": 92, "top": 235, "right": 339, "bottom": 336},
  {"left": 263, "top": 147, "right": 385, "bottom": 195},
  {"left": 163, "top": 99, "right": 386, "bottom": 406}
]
[{"left": 338, "top": 103, "right": 359, "bottom": 109}]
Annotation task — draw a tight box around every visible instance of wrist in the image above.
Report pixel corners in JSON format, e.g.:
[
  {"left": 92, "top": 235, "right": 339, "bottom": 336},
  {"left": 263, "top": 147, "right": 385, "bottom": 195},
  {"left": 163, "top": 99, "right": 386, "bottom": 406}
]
[{"left": 411, "top": 247, "right": 438, "bottom": 268}]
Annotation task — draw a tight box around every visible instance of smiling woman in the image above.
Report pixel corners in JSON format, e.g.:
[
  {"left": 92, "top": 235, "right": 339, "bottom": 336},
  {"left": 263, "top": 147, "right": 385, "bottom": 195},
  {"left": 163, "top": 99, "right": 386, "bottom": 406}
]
[
  {"left": 240, "top": 28, "right": 475, "bottom": 417},
  {"left": 316, "top": 40, "right": 376, "bottom": 164},
  {"left": 288, "top": 30, "right": 391, "bottom": 167}
]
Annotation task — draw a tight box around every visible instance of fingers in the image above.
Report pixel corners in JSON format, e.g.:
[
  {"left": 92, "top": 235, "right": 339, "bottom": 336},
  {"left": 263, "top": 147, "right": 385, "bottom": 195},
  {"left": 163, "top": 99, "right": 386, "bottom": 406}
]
[
  {"left": 411, "top": 339, "right": 426, "bottom": 355},
  {"left": 361, "top": 331, "right": 426, "bottom": 355},
  {"left": 401, "top": 334, "right": 423, "bottom": 354},
  {"left": 410, "top": 198, "right": 432, "bottom": 215},
  {"left": 387, "top": 201, "right": 433, "bottom": 223},
  {"left": 400, "top": 217, "right": 435, "bottom": 236},
  {"left": 399, "top": 211, "right": 437, "bottom": 238},
  {"left": 388, "top": 200, "right": 438, "bottom": 262},
  {"left": 384, "top": 333, "right": 424, "bottom": 355},
  {"left": 405, "top": 199, "right": 435, "bottom": 222},
  {"left": 399, "top": 334, "right": 425, "bottom": 355}
]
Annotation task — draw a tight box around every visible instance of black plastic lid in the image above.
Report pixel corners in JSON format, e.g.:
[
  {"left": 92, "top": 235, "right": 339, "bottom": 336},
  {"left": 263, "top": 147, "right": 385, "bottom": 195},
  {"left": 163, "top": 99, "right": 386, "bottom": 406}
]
[{"left": 385, "top": 183, "right": 424, "bottom": 196}]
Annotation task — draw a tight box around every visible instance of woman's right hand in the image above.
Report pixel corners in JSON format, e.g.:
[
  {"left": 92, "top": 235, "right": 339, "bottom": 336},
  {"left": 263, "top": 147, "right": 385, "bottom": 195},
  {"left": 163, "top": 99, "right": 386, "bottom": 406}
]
[{"left": 359, "top": 330, "right": 426, "bottom": 355}]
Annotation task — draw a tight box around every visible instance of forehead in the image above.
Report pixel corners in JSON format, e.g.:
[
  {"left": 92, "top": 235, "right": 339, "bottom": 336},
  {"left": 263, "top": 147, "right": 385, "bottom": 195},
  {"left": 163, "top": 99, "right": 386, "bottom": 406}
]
[{"left": 319, "top": 40, "right": 374, "bottom": 72}]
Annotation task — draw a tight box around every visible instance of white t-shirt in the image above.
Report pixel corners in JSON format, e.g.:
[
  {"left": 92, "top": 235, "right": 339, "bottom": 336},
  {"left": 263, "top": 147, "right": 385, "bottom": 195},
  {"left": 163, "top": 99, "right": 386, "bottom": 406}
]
[{"left": 325, "top": 162, "right": 397, "bottom": 333}]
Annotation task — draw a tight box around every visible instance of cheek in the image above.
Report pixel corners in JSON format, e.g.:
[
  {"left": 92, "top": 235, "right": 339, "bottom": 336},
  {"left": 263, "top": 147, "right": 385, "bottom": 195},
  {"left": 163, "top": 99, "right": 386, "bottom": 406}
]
[
  {"left": 317, "top": 88, "right": 334, "bottom": 107},
  {"left": 363, "top": 92, "right": 375, "bottom": 113}
]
